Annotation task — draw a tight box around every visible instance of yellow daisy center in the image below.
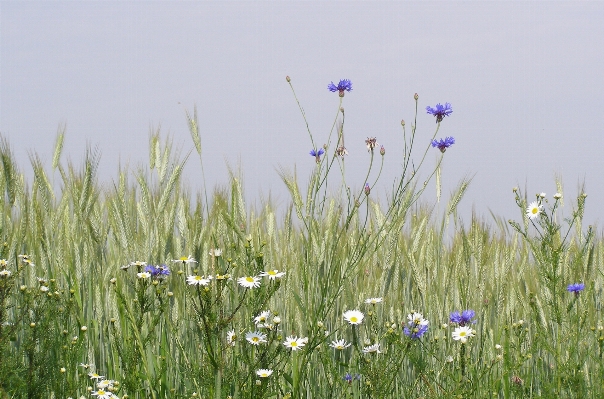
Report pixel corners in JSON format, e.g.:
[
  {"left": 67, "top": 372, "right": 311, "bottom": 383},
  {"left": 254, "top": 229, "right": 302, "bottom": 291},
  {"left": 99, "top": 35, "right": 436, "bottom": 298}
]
[
  {"left": 246, "top": 277, "right": 254, "bottom": 282},
  {"left": 350, "top": 317, "right": 358, "bottom": 323}
]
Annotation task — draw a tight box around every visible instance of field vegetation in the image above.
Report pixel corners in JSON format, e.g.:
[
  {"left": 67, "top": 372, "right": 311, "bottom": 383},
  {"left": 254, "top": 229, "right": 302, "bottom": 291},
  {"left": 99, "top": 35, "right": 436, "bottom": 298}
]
[{"left": 0, "top": 80, "right": 602, "bottom": 398}]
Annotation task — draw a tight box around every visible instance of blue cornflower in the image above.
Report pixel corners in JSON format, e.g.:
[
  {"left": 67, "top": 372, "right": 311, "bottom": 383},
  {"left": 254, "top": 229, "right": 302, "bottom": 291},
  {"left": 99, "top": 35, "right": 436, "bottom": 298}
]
[
  {"left": 450, "top": 309, "right": 476, "bottom": 326},
  {"left": 328, "top": 79, "right": 353, "bottom": 96},
  {"left": 431, "top": 136, "right": 455, "bottom": 153},
  {"left": 144, "top": 264, "right": 170, "bottom": 278},
  {"left": 403, "top": 323, "right": 429, "bottom": 339},
  {"left": 343, "top": 373, "right": 361, "bottom": 383},
  {"left": 426, "top": 102, "right": 453, "bottom": 122},
  {"left": 567, "top": 283, "right": 585, "bottom": 295},
  {"left": 310, "top": 148, "right": 325, "bottom": 163}
]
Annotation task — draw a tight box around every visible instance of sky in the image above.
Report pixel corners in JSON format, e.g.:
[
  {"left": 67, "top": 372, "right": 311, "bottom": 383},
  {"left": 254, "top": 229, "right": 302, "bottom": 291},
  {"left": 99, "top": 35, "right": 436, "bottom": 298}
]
[{"left": 1, "top": 1, "right": 604, "bottom": 228}]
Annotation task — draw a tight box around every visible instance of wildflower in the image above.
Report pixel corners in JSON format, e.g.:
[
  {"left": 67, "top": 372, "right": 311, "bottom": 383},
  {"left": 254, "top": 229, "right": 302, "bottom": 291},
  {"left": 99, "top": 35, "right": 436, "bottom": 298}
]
[
  {"left": 172, "top": 256, "right": 197, "bottom": 264},
  {"left": 365, "top": 137, "right": 379, "bottom": 152},
  {"left": 260, "top": 269, "right": 286, "bottom": 280},
  {"left": 329, "top": 339, "right": 351, "bottom": 350},
  {"left": 567, "top": 283, "right": 585, "bottom": 295},
  {"left": 364, "top": 297, "right": 383, "bottom": 305},
  {"left": 449, "top": 309, "right": 476, "bottom": 326},
  {"left": 40, "top": 286, "right": 49, "bottom": 292},
  {"left": 343, "top": 373, "right": 361, "bottom": 383},
  {"left": 0, "top": 269, "right": 11, "bottom": 277},
  {"left": 407, "top": 312, "right": 429, "bottom": 327},
  {"left": 343, "top": 310, "right": 364, "bottom": 325},
  {"left": 209, "top": 248, "right": 222, "bottom": 257},
  {"left": 137, "top": 272, "right": 151, "bottom": 279},
  {"left": 452, "top": 326, "right": 475, "bottom": 343},
  {"left": 431, "top": 137, "right": 455, "bottom": 153},
  {"left": 426, "top": 102, "right": 453, "bottom": 122},
  {"left": 554, "top": 193, "right": 562, "bottom": 200},
  {"left": 310, "top": 148, "right": 325, "bottom": 163},
  {"left": 495, "top": 344, "right": 502, "bottom": 350},
  {"left": 89, "top": 372, "right": 105, "bottom": 380},
  {"left": 445, "top": 355, "right": 454, "bottom": 363},
  {"left": 246, "top": 331, "right": 267, "bottom": 345},
  {"left": 254, "top": 311, "right": 271, "bottom": 326},
  {"left": 128, "top": 261, "right": 147, "bottom": 269},
  {"left": 336, "top": 146, "right": 348, "bottom": 157},
  {"left": 272, "top": 316, "right": 281, "bottom": 324},
  {"left": 0, "top": 259, "right": 6, "bottom": 267},
  {"left": 60, "top": 367, "right": 66, "bottom": 373},
  {"left": 403, "top": 323, "right": 429, "bottom": 339},
  {"left": 283, "top": 336, "right": 307, "bottom": 351},
  {"left": 379, "top": 145, "right": 385, "bottom": 156},
  {"left": 237, "top": 275, "right": 261, "bottom": 289},
  {"left": 97, "top": 380, "right": 117, "bottom": 389},
  {"left": 327, "top": 79, "right": 353, "bottom": 96},
  {"left": 91, "top": 390, "right": 114, "bottom": 399},
  {"left": 187, "top": 275, "right": 212, "bottom": 286},
  {"left": 18, "top": 255, "right": 35, "bottom": 267},
  {"left": 81, "top": 326, "right": 88, "bottom": 332},
  {"left": 256, "top": 369, "right": 273, "bottom": 378},
  {"left": 79, "top": 363, "right": 92, "bottom": 369},
  {"left": 144, "top": 265, "right": 170, "bottom": 278},
  {"left": 227, "top": 330, "right": 237, "bottom": 346},
  {"left": 539, "top": 192, "right": 546, "bottom": 198},
  {"left": 362, "top": 343, "right": 381, "bottom": 354},
  {"left": 526, "top": 201, "right": 542, "bottom": 220}
]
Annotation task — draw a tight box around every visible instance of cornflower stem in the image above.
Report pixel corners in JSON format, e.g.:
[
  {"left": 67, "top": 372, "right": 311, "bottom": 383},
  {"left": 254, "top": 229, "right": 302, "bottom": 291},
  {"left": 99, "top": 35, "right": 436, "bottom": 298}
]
[{"left": 288, "top": 81, "right": 316, "bottom": 150}]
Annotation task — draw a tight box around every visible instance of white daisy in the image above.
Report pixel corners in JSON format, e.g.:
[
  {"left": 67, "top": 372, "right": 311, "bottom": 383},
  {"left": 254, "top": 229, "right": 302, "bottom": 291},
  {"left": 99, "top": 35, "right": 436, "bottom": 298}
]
[
  {"left": 128, "top": 261, "right": 147, "bottom": 268},
  {"left": 88, "top": 372, "right": 105, "bottom": 380},
  {"left": 237, "top": 276, "right": 261, "bottom": 289},
  {"left": 256, "top": 369, "right": 273, "bottom": 378},
  {"left": 187, "top": 275, "right": 212, "bottom": 286},
  {"left": 329, "top": 339, "right": 351, "bottom": 350},
  {"left": 91, "top": 390, "right": 113, "bottom": 399},
  {"left": 283, "top": 336, "right": 307, "bottom": 351},
  {"left": 172, "top": 255, "right": 197, "bottom": 264},
  {"left": 137, "top": 272, "right": 151, "bottom": 279},
  {"left": 209, "top": 248, "right": 222, "bottom": 257},
  {"left": 364, "top": 297, "right": 383, "bottom": 304},
  {"left": 260, "top": 269, "right": 286, "bottom": 280},
  {"left": 227, "top": 330, "right": 237, "bottom": 346},
  {"left": 245, "top": 331, "right": 267, "bottom": 345},
  {"left": 97, "top": 379, "right": 116, "bottom": 389},
  {"left": 407, "top": 312, "right": 429, "bottom": 326},
  {"left": 254, "top": 311, "right": 271, "bottom": 325},
  {"left": 0, "top": 269, "right": 11, "bottom": 277},
  {"left": 526, "top": 201, "right": 542, "bottom": 220},
  {"left": 343, "top": 310, "right": 364, "bottom": 325},
  {"left": 362, "top": 343, "right": 381, "bottom": 354},
  {"left": 452, "top": 326, "right": 475, "bottom": 343}
]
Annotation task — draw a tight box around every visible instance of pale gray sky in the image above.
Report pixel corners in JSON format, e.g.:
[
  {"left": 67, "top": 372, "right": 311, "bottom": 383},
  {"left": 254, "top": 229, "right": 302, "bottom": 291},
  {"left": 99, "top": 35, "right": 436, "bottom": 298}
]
[{"left": 1, "top": 1, "right": 603, "bottom": 226}]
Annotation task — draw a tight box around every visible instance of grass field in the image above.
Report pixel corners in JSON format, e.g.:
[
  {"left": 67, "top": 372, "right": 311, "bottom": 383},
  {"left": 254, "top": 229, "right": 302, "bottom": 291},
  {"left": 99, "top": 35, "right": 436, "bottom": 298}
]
[{"left": 0, "top": 85, "right": 602, "bottom": 398}]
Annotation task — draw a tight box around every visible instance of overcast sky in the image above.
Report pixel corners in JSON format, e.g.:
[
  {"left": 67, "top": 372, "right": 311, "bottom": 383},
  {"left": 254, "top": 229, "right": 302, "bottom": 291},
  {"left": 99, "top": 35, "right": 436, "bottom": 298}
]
[{"left": 1, "top": 1, "right": 603, "bottom": 227}]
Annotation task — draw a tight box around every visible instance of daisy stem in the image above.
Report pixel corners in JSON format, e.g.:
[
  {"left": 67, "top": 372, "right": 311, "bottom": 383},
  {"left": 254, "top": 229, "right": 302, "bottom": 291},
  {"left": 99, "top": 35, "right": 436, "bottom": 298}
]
[{"left": 460, "top": 343, "right": 466, "bottom": 380}]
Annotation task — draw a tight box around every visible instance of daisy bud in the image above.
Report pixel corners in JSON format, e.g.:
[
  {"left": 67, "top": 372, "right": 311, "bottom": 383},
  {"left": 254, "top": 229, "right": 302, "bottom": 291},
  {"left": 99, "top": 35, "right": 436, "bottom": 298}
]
[
  {"left": 380, "top": 146, "right": 385, "bottom": 156},
  {"left": 414, "top": 93, "right": 419, "bottom": 100},
  {"left": 401, "top": 119, "right": 405, "bottom": 126},
  {"left": 81, "top": 326, "right": 88, "bottom": 332},
  {"left": 364, "top": 183, "right": 370, "bottom": 196},
  {"left": 285, "top": 76, "right": 290, "bottom": 82}
]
